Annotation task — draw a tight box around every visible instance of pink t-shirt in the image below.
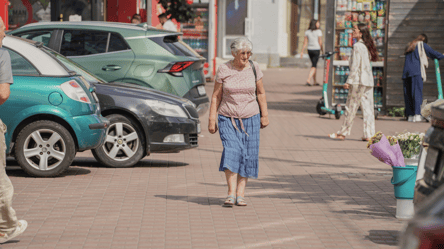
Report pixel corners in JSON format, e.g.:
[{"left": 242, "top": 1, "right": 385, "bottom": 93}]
[{"left": 216, "top": 61, "right": 263, "bottom": 119}]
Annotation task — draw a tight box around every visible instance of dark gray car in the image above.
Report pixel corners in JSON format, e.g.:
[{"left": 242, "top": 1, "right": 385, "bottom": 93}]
[{"left": 44, "top": 45, "right": 200, "bottom": 168}]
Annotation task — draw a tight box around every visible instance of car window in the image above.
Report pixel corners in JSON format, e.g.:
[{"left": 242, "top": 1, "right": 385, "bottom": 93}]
[
  {"left": 5, "top": 48, "right": 39, "bottom": 75},
  {"left": 108, "top": 33, "right": 130, "bottom": 52},
  {"left": 15, "top": 30, "right": 53, "bottom": 47},
  {"left": 150, "top": 35, "right": 199, "bottom": 58},
  {"left": 42, "top": 47, "right": 106, "bottom": 84},
  {"left": 61, "top": 30, "right": 108, "bottom": 56}
]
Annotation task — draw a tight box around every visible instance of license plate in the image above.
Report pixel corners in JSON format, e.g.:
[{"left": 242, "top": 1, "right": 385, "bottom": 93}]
[
  {"left": 197, "top": 123, "right": 201, "bottom": 134},
  {"left": 425, "top": 147, "right": 439, "bottom": 171},
  {"left": 197, "top": 85, "right": 206, "bottom": 96}
]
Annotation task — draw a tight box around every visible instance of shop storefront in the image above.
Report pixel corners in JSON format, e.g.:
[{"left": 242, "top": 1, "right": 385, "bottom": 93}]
[
  {"left": 6, "top": 0, "right": 105, "bottom": 30},
  {"left": 325, "top": 0, "right": 388, "bottom": 111}
]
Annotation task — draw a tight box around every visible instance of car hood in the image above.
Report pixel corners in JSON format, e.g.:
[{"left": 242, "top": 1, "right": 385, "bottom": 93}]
[{"left": 92, "top": 82, "right": 190, "bottom": 105}]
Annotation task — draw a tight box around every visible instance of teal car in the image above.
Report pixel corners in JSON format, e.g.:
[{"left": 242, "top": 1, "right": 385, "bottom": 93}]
[
  {"left": 2, "top": 36, "right": 108, "bottom": 177},
  {"left": 9, "top": 22, "right": 210, "bottom": 116}
]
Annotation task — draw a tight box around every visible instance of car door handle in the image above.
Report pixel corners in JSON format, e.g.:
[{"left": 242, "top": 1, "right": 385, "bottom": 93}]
[{"left": 102, "top": 65, "right": 122, "bottom": 71}]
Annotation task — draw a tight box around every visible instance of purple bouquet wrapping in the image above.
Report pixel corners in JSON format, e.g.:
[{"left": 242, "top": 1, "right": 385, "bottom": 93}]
[{"left": 369, "top": 135, "right": 405, "bottom": 167}]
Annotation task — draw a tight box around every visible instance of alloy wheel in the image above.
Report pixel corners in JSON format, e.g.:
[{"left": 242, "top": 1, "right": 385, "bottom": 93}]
[
  {"left": 102, "top": 123, "right": 139, "bottom": 161},
  {"left": 23, "top": 129, "right": 66, "bottom": 171}
]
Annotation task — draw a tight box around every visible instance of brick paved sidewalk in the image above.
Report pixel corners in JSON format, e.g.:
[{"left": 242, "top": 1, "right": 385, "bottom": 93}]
[{"left": 2, "top": 68, "right": 429, "bottom": 249}]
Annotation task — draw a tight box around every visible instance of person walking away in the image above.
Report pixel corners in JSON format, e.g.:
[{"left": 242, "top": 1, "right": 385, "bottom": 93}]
[
  {"left": 300, "top": 19, "right": 323, "bottom": 86},
  {"left": 208, "top": 37, "right": 269, "bottom": 207},
  {"left": 0, "top": 17, "right": 28, "bottom": 244},
  {"left": 403, "top": 34, "right": 444, "bottom": 122},
  {"left": 158, "top": 13, "right": 177, "bottom": 32},
  {"left": 131, "top": 14, "right": 142, "bottom": 24},
  {"left": 328, "top": 23, "right": 378, "bottom": 141}
]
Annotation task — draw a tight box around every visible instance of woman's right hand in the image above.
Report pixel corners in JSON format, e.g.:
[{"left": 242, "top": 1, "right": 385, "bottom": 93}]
[
  {"left": 300, "top": 53, "right": 303, "bottom": 59},
  {"left": 343, "top": 83, "right": 350, "bottom": 89},
  {"left": 208, "top": 120, "right": 218, "bottom": 134}
]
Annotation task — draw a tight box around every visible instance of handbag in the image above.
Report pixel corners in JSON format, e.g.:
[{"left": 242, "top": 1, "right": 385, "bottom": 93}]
[{"left": 248, "top": 60, "right": 262, "bottom": 117}]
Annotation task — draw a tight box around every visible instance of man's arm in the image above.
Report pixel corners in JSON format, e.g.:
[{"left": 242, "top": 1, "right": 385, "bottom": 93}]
[{"left": 0, "top": 83, "right": 10, "bottom": 105}]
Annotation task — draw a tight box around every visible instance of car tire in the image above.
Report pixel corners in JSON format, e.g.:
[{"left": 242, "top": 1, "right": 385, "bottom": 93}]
[
  {"left": 92, "top": 114, "right": 144, "bottom": 168},
  {"left": 15, "top": 120, "right": 76, "bottom": 177}
]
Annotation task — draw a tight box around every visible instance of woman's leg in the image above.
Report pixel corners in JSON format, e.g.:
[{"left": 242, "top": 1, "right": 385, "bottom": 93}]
[
  {"left": 360, "top": 87, "right": 375, "bottom": 139},
  {"left": 236, "top": 175, "right": 248, "bottom": 197},
  {"left": 403, "top": 78, "right": 415, "bottom": 117},
  {"left": 337, "top": 85, "right": 366, "bottom": 136},
  {"left": 306, "top": 67, "right": 316, "bottom": 84},
  {"left": 224, "top": 169, "right": 238, "bottom": 196},
  {"left": 412, "top": 75, "right": 424, "bottom": 115},
  {"left": 313, "top": 68, "right": 318, "bottom": 84}
]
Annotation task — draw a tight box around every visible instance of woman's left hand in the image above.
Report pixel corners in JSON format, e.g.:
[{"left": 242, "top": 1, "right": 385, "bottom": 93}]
[
  {"left": 343, "top": 83, "right": 350, "bottom": 89},
  {"left": 260, "top": 116, "right": 269, "bottom": 129}
]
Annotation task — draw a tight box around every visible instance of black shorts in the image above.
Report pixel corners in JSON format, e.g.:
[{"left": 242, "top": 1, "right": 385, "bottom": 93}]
[{"left": 308, "top": 50, "right": 320, "bottom": 68}]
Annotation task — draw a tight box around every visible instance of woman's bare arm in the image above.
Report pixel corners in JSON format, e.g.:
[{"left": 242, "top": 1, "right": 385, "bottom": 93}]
[
  {"left": 208, "top": 82, "right": 223, "bottom": 133},
  {"left": 300, "top": 36, "right": 308, "bottom": 58},
  {"left": 318, "top": 36, "right": 323, "bottom": 53},
  {"left": 256, "top": 79, "right": 269, "bottom": 128}
]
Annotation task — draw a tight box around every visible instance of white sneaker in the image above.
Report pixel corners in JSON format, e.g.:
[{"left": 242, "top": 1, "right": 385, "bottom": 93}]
[
  {"left": 408, "top": 116, "right": 414, "bottom": 122},
  {"left": 414, "top": 115, "right": 425, "bottom": 122},
  {"left": 0, "top": 220, "right": 28, "bottom": 244}
]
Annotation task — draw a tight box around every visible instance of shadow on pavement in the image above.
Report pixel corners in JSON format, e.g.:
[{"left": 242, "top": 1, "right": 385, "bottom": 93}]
[
  {"left": 267, "top": 99, "right": 318, "bottom": 114},
  {"left": 154, "top": 195, "right": 222, "bottom": 206},
  {"left": 5, "top": 164, "right": 91, "bottom": 178},
  {"left": 365, "top": 230, "right": 399, "bottom": 246},
  {"left": 71, "top": 157, "right": 188, "bottom": 168}
]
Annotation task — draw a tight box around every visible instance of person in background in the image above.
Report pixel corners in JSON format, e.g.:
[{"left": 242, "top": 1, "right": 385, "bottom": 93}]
[
  {"left": 329, "top": 23, "right": 377, "bottom": 141},
  {"left": 208, "top": 37, "right": 269, "bottom": 207},
  {"left": 158, "top": 13, "right": 177, "bottom": 32},
  {"left": 300, "top": 19, "right": 323, "bottom": 86},
  {"left": 0, "top": 17, "right": 28, "bottom": 244},
  {"left": 131, "top": 14, "right": 142, "bottom": 24},
  {"left": 403, "top": 34, "right": 444, "bottom": 122}
]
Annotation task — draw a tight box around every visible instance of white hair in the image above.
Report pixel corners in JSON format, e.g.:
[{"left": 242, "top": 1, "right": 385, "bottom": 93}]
[{"left": 230, "top": 37, "right": 253, "bottom": 55}]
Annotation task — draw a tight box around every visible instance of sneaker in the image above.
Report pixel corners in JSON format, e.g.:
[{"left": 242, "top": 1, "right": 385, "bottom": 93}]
[
  {"left": 408, "top": 116, "right": 414, "bottom": 122},
  {"left": 0, "top": 220, "right": 28, "bottom": 244},
  {"left": 414, "top": 115, "right": 425, "bottom": 122}
]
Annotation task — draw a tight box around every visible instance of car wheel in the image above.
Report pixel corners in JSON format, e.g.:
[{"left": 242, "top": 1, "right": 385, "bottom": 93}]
[
  {"left": 92, "top": 114, "right": 144, "bottom": 168},
  {"left": 15, "top": 120, "right": 76, "bottom": 177}
]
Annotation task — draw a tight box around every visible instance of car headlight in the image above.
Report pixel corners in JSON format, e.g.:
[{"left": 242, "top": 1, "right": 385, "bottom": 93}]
[
  {"left": 146, "top": 100, "right": 188, "bottom": 118},
  {"left": 185, "top": 100, "right": 196, "bottom": 108}
]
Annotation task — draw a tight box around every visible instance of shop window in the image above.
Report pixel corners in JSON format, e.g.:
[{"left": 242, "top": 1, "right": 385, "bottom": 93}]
[
  {"left": 15, "top": 30, "right": 53, "bottom": 47},
  {"left": 108, "top": 33, "right": 130, "bottom": 52},
  {"left": 5, "top": 49, "right": 39, "bottom": 76},
  {"left": 61, "top": 30, "right": 108, "bottom": 56}
]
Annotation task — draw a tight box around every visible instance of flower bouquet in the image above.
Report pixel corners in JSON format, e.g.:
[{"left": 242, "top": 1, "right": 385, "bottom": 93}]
[
  {"left": 393, "top": 131, "right": 425, "bottom": 160},
  {"left": 367, "top": 132, "right": 405, "bottom": 167}
]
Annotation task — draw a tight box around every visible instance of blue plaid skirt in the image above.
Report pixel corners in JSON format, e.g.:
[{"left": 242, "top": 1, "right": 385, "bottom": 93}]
[{"left": 218, "top": 114, "right": 260, "bottom": 179}]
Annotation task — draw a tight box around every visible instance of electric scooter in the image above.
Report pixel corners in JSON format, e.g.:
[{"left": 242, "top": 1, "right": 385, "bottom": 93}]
[{"left": 316, "top": 52, "right": 344, "bottom": 119}]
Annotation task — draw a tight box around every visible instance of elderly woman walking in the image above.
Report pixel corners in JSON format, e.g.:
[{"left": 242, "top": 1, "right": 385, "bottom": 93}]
[
  {"left": 329, "top": 23, "right": 378, "bottom": 141},
  {"left": 208, "top": 37, "right": 269, "bottom": 207}
]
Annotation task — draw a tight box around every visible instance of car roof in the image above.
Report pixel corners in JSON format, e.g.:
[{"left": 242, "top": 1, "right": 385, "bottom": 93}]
[
  {"left": 3, "top": 35, "right": 69, "bottom": 76},
  {"left": 14, "top": 21, "right": 182, "bottom": 38}
]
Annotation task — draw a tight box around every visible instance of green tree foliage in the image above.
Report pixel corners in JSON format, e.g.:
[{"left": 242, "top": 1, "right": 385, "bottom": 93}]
[{"left": 157, "top": 0, "right": 195, "bottom": 23}]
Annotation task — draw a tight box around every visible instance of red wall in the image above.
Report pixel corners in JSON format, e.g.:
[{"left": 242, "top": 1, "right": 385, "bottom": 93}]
[{"left": 0, "top": 0, "right": 9, "bottom": 29}]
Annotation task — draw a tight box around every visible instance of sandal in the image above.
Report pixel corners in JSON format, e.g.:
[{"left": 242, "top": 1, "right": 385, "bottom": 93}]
[
  {"left": 223, "top": 195, "right": 236, "bottom": 207},
  {"left": 236, "top": 196, "right": 247, "bottom": 206},
  {"left": 305, "top": 82, "right": 313, "bottom": 86},
  {"left": 362, "top": 137, "right": 370, "bottom": 141},
  {"left": 314, "top": 82, "right": 321, "bottom": 86},
  {"left": 328, "top": 133, "right": 345, "bottom": 141}
]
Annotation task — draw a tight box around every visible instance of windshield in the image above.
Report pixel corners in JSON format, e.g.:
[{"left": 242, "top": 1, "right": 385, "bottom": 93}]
[{"left": 42, "top": 47, "right": 107, "bottom": 84}]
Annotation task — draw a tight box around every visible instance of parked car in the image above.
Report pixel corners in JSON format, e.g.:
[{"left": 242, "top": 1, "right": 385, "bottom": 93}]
[
  {"left": 414, "top": 103, "right": 444, "bottom": 204},
  {"left": 2, "top": 36, "right": 108, "bottom": 177},
  {"left": 399, "top": 184, "right": 444, "bottom": 249},
  {"left": 8, "top": 21, "right": 210, "bottom": 116},
  {"left": 39, "top": 41, "right": 201, "bottom": 168}
]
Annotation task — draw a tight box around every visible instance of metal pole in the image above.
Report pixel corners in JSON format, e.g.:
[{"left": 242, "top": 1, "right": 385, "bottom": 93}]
[
  {"left": 146, "top": 0, "right": 152, "bottom": 25},
  {"left": 314, "top": 0, "right": 319, "bottom": 20},
  {"left": 325, "top": 0, "right": 335, "bottom": 106},
  {"left": 436, "top": 59, "right": 443, "bottom": 99}
]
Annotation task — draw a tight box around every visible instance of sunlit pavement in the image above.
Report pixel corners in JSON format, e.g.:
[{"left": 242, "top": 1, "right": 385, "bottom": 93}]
[{"left": 3, "top": 67, "right": 429, "bottom": 248}]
